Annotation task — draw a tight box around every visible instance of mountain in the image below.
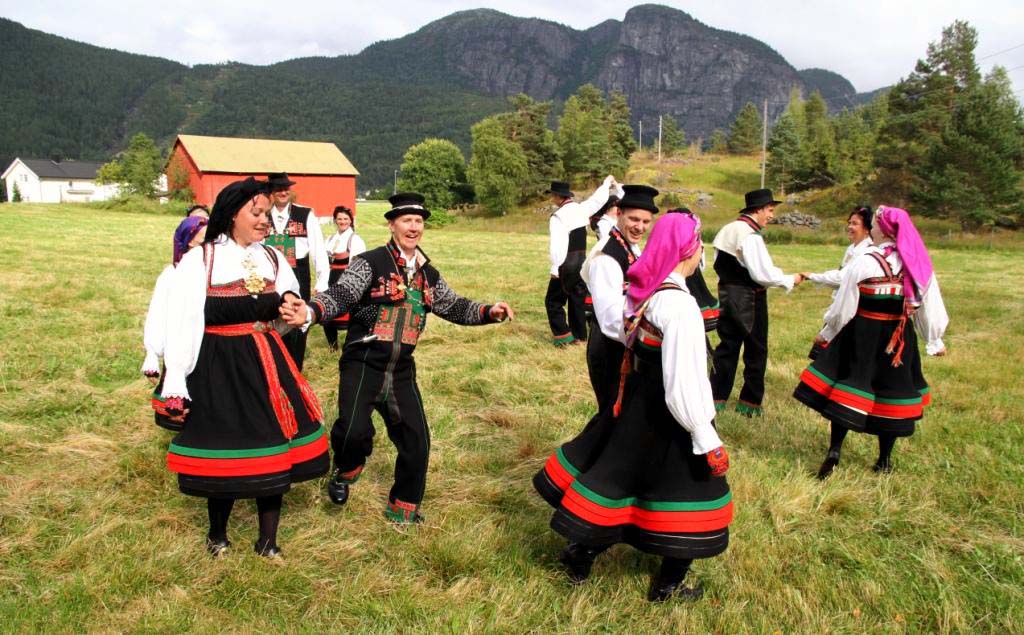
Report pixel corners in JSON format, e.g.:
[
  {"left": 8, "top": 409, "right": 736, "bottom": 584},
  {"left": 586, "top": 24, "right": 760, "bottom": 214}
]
[{"left": 0, "top": 6, "right": 876, "bottom": 189}]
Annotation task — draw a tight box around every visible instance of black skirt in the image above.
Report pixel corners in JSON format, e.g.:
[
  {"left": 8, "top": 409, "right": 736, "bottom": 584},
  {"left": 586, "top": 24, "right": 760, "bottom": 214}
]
[
  {"left": 534, "top": 357, "right": 732, "bottom": 560},
  {"left": 167, "top": 286, "right": 329, "bottom": 498}
]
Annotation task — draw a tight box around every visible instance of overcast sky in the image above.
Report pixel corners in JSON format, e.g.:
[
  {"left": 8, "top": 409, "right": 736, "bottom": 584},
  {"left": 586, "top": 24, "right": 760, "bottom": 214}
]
[{"left": 2, "top": 0, "right": 1022, "bottom": 95}]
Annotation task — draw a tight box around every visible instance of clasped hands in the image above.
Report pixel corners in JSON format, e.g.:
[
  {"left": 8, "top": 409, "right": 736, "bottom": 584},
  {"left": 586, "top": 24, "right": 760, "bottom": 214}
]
[{"left": 278, "top": 297, "right": 516, "bottom": 325}]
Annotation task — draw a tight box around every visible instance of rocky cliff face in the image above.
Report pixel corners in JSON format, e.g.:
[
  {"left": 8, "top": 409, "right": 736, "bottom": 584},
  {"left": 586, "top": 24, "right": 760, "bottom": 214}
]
[{"left": 344, "top": 5, "right": 839, "bottom": 140}]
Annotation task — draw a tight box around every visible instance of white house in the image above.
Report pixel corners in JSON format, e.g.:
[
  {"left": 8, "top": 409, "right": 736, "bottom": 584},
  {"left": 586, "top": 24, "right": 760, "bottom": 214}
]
[{"left": 2, "top": 158, "right": 120, "bottom": 203}]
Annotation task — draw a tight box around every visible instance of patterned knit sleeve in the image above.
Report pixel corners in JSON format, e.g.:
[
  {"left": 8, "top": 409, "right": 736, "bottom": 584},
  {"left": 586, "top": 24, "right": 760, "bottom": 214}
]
[
  {"left": 310, "top": 256, "right": 373, "bottom": 323},
  {"left": 431, "top": 273, "right": 494, "bottom": 326}
]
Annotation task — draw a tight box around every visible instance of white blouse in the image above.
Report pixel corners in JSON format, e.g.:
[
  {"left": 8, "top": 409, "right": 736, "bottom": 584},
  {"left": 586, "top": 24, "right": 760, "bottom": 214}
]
[
  {"left": 141, "top": 264, "right": 175, "bottom": 375},
  {"left": 808, "top": 238, "right": 874, "bottom": 289},
  {"left": 818, "top": 243, "right": 948, "bottom": 354},
  {"left": 643, "top": 272, "right": 723, "bottom": 455},
  {"left": 586, "top": 237, "right": 641, "bottom": 343},
  {"left": 324, "top": 228, "right": 367, "bottom": 260},
  {"left": 548, "top": 176, "right": 615, "bottom": 276},
  {"left": 161, "top": 236, "right": 301, "bottom": 400}
]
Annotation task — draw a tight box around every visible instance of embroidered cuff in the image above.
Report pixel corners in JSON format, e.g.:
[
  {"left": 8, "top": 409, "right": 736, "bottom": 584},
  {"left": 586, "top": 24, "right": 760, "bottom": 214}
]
[{"left": 161, "top": 372, "right": 191, "bottom": 401}]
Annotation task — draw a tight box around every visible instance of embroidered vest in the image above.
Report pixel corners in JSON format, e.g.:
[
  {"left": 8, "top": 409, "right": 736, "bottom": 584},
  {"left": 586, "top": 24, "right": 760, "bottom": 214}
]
[
  {"left": 714, "top": 215, "right": 764, "bottom": 288},
  {"left": 600, "top": 228, "right": 638, "bottom": 296},
  {"left": 350, "top": 243, "right": 440, "bottom": 347},
  {"left": 265, "top": 205, "right": 311, "bottom": 269}
]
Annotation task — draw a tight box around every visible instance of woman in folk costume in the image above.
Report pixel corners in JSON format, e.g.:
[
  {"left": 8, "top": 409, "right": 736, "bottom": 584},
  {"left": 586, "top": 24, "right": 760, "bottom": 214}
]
[
  {"left": 142, "top": 215, "right": 207, "bottom": 431},
  {"left": 161, "top": 177, "right": 329, "bottom": 556},
  {"left": 802, "top": 206, "right": 876, "bottom": 290},
  {"left": 794, "top": 206, "right": 949, "bottom": 479},
  {"left": 321, "top": 205, "right": 366, "bottom": 351},
  {"left": 536, "top": 211, "right": 733, "bottom": 603}
]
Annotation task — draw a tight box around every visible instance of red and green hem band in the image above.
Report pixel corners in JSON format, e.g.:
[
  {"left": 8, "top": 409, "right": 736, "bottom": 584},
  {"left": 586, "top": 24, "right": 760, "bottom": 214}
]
[
  {"left": 167, "top": 425, "right": 328, "bottom": 477},
  {"left": 561, "top": 481, "right": 733, "bottom": 533},
  {"left": 800, "top": 367, "right": 929, "bottom": 418},
  {"left": 735, "top": 400, "right": 762, "bottom": 416},
  {"left": 553, "top": 333, "right": 575, "bottom": 346}
]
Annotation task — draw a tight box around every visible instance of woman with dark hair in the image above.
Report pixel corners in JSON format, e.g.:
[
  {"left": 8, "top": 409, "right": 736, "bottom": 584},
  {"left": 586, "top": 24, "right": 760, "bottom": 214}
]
[
  {"left": 143, "top": 215, "right": 208, "bottom": 431},
  {"left": 794, "top": 206, "right": 948, "bottom": 479},
  {"left": 801, "top": 206, "right": 875, "bottom": 290},
  {"left": 322, "top": 205, "right": 366, "bottom": 351},
  {"left": 161, "top": 177, "right": 329, "bottom": 556},
  {"left": 537, "top": 211, "right": 732, "bottom": 603},
  {"left": 185, "top": 204, "right": 209, "bottom": 219}
]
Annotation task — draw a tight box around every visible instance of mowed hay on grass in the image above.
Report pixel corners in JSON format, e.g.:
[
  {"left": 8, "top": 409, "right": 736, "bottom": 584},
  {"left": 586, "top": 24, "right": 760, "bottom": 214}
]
[{"left": 1, "top": 202, "right": 1023, "bottom": 633}]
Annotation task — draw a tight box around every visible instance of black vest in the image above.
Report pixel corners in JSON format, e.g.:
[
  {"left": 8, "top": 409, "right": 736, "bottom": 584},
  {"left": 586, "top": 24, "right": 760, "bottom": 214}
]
[
  {"left": 341, "top": 244, "right": 441, "bottom": 370},
  {"left": 600, "top": 228, "right": 637, "bottom": 296},
  {"left": 714, "top": 216, "right": 763, "bottom": 289}
]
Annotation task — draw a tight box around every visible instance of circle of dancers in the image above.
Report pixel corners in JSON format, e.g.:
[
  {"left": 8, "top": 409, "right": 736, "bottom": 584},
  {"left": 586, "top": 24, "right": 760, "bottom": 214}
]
[{"left": 142, "top": 175, "right": 947, "bottom": 602}]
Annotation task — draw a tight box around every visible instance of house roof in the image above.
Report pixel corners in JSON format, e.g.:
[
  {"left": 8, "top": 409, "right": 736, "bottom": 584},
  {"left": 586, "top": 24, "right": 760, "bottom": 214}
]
[
  {"left": 2, "top": 158, "right": 105, "bottom": 180},
  {"left": 174, "top": 134, "right": 359, "bottom": 176}
]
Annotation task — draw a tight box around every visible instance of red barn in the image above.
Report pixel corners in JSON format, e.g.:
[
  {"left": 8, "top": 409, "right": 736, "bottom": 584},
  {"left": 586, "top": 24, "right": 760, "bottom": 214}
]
[{"left": 167, "top": 134, "right": 359, "bottom": 218}]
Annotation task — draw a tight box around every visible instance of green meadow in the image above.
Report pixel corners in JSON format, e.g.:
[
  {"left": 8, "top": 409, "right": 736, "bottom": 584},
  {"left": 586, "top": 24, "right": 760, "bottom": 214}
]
[{"left": 1, "top": 155, "right": 1022, "bottom": 633}]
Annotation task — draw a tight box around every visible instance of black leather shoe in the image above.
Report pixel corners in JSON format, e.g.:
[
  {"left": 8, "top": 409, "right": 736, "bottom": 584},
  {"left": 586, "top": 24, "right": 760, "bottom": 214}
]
[
  {"left": 327, "top": 470, "right": 350, "bottom": 505},
  {"left": 254, "top": 541, "right": 282, "bottom": 558},
  {"left": 558, "top": 543, "right": 602, "bottom": 584},
  {"left": 817, "top": 450, "right": 841, "bottom": 480},
  {"left": 647, "top": 579, "right": 704, "bottom": 603},
  {"left": 872, "top": 458, "right": 893, "bottom": 474},
  {"left": 205, "top": 537, "right": 230, "bottom": 557}
]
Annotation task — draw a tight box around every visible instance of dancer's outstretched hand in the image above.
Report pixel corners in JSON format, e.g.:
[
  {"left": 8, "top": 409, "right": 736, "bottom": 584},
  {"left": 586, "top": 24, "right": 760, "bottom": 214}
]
[
  {"left": 707, "top": 446, "right": 730, "bottom": 477},
  {"left": 489, "top": 302, "right": 515, "bottom": 322}
]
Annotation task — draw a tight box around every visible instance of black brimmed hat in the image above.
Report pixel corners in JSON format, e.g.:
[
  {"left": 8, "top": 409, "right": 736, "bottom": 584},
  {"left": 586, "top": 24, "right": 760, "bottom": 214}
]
[
  {"left": 741, "top": 188, "right": 782, "bottom": 213},
  {"left": 385, "top": 192, "right": 431, "bottom": 220},
  {"left": 618, "top": 184, "right": 660, "bottom": 214},
  {"left": 267, "top": 172, "right": 296, "bottom": 190},
  {"left": 546, "top": 181, "right": 574, "bottom": 198}
]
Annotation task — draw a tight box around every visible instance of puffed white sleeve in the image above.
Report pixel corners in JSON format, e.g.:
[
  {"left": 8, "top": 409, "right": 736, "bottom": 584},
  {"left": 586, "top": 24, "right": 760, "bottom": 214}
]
[
  {"left": 596, "top": 215, "right": 616, "bottom": 241},
  {"left": 549, "top": 215, "right": 568, "bottom": 275},
  {"left": 655, "top": 292, "right": 722, "bottom": 455},
  {"left": 273, "top": 247, "right": 301, "bottom": 298},
  {"left": 738, "top": 234, "right": 795, "bottom": 291},
  {"left": 142, "top": 265, "right": 174, "bottom": 374},
  {"left": 307, "top": 215, "right": 330, "bottom": 294},
  {"left": 575, "top": 175, "right": 614, "bottom": 220},
  {"left": 819, "top": 255, "right": 878, "bottom": 343},
  {"left": 915, "top": 274, "right": 949, "bottom": 355},
  {"left": 588, "top": 255, "right": 627, "bottom": 342},
  {"left": 161, "top": 247, "right": 207, "bottom": 400},
  {"left": 349, "top": 234, "right": 367, "bottom": 258}
]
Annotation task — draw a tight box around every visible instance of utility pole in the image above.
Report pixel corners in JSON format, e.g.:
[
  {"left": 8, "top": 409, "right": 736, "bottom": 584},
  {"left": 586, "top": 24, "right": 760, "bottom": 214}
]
[
  {"left": 760, "top": 98, "right": 768, "bottom": 188},
  {"left": 394, "top": 169, "right": 398, "bottom": 195},
  {"left": 658, "top": 115, "right": 663, "bottom": 162},
  {"left": 638, "top": 120, "right": 643, "bottom": 152}
]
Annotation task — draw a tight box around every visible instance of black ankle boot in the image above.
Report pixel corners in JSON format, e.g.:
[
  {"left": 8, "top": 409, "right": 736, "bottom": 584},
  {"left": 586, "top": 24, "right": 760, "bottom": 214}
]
[
  {"left": 648, "top": 558, "right": 702, "bottom": 602},
  {"left": 205, "top": 536, "right": 230, "bottom": 557},
  {"left": 254, "top": 539, "right": 282, "bottom": 558},
  {"left": 872, "top": 458, "right": 893, "bottom": 474},
  {"left": 558, "top": 543, "right": 602, "bottom": 584},
  {"left": 327, "top": 469, "right": 350, "bottom": 505},
  {"left": 817, "top": 450, "right": 841, "bottom": 480}
]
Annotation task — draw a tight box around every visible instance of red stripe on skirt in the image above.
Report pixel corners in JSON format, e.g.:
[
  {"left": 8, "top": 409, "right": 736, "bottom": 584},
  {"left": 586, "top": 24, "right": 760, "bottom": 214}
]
[
  {"left": 543, "top": 453, "right": 575, "bottom": 491},
  {"left": 167, "top": 452, "right": 292, "bottom": 476},
  {"left": 560, "top": 488, "right": 734, "bottom": 533}
]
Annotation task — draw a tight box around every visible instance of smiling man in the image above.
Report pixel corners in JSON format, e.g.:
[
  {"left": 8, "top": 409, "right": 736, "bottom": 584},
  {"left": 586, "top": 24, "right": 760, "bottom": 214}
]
[{"left": 280, "top": 193, "right": 513, "bottom": 524}]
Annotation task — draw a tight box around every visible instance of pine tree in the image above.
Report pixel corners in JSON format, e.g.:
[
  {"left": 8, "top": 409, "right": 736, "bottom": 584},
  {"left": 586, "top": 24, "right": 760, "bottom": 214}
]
[
  {"left": 557, "top": 84, "right": 629, "bottom": 181},
  {"left": 801, "top": 91, "right": 838, "bottom": 187},
  {"left": 12, "top": 182, "right": 22, "bottom": 202},
  {"left": 499, "top": 94, "right": 563, "bottom": 199},
  {"left": 727, "top": 102, "right": 763, "bottom": 154},
  {"left": 608, "top": 91, "right": 637, "bottom": 162},
  {"left": 766, "top": 111, "right": 801, "bottom": 193},
  {"left": 708, "top": 129, "right": 729, "bottom": 154},
  {"left": 96, "top": 132, "right": 163, "bottom": 197}
]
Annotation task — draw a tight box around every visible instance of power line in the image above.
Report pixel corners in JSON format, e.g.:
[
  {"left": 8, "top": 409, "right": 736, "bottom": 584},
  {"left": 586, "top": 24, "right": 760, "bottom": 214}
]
[{"left": 978, "top": 42, "right": 1024, "bottom": 61}]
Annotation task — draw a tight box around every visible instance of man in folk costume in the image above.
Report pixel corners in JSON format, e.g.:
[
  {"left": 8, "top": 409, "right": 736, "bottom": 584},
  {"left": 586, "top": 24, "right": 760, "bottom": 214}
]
[
  {"left": 709, "top": 189, "right": 804, "bottom": 417},
  {"left": 264, "top": 172, "right": 329, "bottom": 370},
  {"left": 546, "top": 177, "right": 617, "bottom": 346},
  {"left": 583, "top": 185, "right": 657, "bottom": 412},
  {"left": 280, "top": 193, "right": 515, "bottom": 523}
]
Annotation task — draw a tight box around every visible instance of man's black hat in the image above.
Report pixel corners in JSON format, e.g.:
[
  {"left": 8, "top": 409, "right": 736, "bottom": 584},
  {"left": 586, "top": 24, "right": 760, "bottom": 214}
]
[
  {"left": 267, "top": 172, "right": 296, "bottom": 190},
  {"left": 618, "top": 184, "right": 660, "bottom": 214},
  {"left": 741, "top": 188, "right": 782, "bottom": 213},
  {"left": 385, "top": 192, "right": 431, "bottom": 220},
  {"left": 546, "top": 181, "right": 574, "bottom": 199}
]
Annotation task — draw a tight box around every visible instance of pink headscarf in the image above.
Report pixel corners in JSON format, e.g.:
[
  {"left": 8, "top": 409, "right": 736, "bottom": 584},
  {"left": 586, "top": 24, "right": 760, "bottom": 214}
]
[
  {"left": 876, "top": 206, "right": 933, "bottom": 304},
  {"left": 625, "top": 210, "right": 702, "bottom": 318}
]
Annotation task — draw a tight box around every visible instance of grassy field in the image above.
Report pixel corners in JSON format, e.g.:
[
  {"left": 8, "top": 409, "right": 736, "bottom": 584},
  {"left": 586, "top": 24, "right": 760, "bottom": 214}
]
[{"left": 1, "top": 168, "right": 1023, "bottom": 632}]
